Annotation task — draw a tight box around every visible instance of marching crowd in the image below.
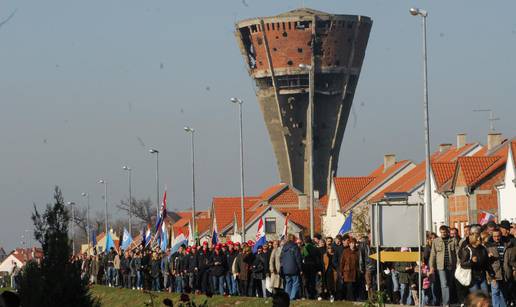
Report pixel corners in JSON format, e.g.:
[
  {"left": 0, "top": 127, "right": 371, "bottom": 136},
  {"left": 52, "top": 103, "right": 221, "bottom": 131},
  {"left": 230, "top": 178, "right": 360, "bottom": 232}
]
[{"left": 71, "top": 220, "right": 516, "bottom": 305}]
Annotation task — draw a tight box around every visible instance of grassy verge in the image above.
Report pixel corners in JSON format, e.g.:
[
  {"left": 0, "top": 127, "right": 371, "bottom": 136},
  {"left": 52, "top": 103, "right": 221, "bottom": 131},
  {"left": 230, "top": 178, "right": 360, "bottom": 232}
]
[{"left": 89, "top": 285, "right": 361, "bottom": 306}]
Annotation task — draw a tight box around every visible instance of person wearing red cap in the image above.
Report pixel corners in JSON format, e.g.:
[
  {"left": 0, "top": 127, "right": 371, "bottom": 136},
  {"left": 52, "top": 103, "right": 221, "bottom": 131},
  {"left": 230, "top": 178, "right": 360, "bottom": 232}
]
[
  {"left": 186, "top": 246, "right": 199, "bottom": 292},
  {"left": 198, "top": 243, "right": 211, "bottom": 294},
  {"left": 211, "top": 244, "right": 227, "bottom": 295},
  {"left": 226, "top": 242, "right": 239, "bottom": 296}
]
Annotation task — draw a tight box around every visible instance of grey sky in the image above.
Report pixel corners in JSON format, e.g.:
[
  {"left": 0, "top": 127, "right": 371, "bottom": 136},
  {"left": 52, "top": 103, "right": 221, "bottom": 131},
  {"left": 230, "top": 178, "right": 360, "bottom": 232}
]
[{"left": 1, "top": 0, "right": 515, "bottom": 250}]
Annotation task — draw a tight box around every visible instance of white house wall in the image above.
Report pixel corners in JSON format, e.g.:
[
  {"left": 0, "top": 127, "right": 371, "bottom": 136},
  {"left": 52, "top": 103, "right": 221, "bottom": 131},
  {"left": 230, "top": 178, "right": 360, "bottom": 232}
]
[
  {"left": 426, "top": 171, "right": 447, "bottom": 231},
  {"left": 0, "top": 255, "right": 23, "bottom": 273},
  {"left": 322, "top": 181, "right": 346, "bottom": 237},
  {"left": 499, "top": 148, "right": 516, "bottom": 221},
  {"left": 245, "top": 207, "right": 302, "bottom": 241}
]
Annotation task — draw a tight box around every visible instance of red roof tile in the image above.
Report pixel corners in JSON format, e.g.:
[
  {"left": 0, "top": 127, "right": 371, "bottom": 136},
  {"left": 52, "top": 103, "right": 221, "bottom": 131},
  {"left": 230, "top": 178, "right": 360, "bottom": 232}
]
[
  {"left": 279, "top": 208, "right": 324, "bottom": 233},
  {"left": 333, "top": 177, "right": 375, "bottom": 206},
  {"left": 269, "top": 188, "right": 299, "bottom": 205},
  {"left": 212, "top": 197, "right": 261, "bottom": 231},
  {"left": 512, "top": 141, "right": 516, "bottom": 166},
  {"left": 259, "top": 183, "right": 288, "bottom": 200},
  {"left": 456, "top": 156, "right": 502, "bottom": 186},
  {"left": 341, "top": 160, "right": 413, "bottom": 210},
  {"left": 432, "top": 162, "right": 456, "bottom": 188}
]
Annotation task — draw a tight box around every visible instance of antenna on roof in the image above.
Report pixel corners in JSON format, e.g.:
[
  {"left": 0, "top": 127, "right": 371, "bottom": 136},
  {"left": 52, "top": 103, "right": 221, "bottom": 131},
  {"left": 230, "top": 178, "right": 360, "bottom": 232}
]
[{"left": 473, "top": 109, "right": 500, "bottom": 132}]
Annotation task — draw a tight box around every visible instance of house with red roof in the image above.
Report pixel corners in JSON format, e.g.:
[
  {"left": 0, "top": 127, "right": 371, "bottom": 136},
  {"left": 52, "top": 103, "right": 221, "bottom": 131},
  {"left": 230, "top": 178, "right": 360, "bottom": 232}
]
[
  {"left": 443, "top": 133, "right": 511, "bottom": 232},
  {"left": 0, "top": 247, "right": 43, "bottom": 274},
  {"left": 322, "top": 155, "right": 415, "bottom": 236},
  {"left": 497, "top": 138, "right": 516, "bottom": 220},
  {"left": 209, "top": 183, "right": 320, "bottom": 242}
]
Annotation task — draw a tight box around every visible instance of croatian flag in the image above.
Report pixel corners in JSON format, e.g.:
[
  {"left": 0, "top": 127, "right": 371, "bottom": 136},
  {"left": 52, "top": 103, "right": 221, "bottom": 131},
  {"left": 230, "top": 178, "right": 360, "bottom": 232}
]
[
  {"left": 338, "top": 211, "right": 353, "bottom": 235},
  {"left": 121, "top": 228, "right": 133, "bottom": 250},
  {"left": 280, "top": 214, "right": 289, "bottom": 240},
  {"left": 479, "top": 211, "right": 496, "bottom": 225},
  {"left": 160, "top": 222, "right": 168, "bottom": 251},
  {"left": 212, "top": 215, "right": 219, "bottom": 245},
  {"left": 171, "top": 229, "right": 188, "bottom": 253},
  {"left": 188, "top": 222, "right": 194, "bottom": 246},
  {"left": 155, "top": 191, "right": 167, "bottom": 233},
  {"left": 252, "top": 218, "right": 266, "bottom": 253}
]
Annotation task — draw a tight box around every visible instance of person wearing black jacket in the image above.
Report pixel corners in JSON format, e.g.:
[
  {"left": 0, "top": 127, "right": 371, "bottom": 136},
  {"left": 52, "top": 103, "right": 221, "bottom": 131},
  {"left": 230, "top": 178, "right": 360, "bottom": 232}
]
[
  {"left": 121, "top": 251, "right": 131, "bottom": 289},
  {"left": 459, "top": 226, "right": 494, "bottom": 295},
  {"left": 142, "top": 250, "right": 152, "bottom": 290},
  {"left": 211, "top": 245, "right": 227, "bottom": 295},
  {"left": 225, "top": 243, "right": 239, "bottom": 296},
  {"left": 150, "top": 252, "right": 161, "bottom": 291},
  {"left": 186, "top": 247, "right": 199, "bottom": 292},
  {"left": 197, "top": 244, "right": 212, "bottom": 294},
  {"left": 251, "top": 246, "right": 266, "bottom": 298},
  {"left": 171, "top": 246, "right": 185, "bottom": 293}
]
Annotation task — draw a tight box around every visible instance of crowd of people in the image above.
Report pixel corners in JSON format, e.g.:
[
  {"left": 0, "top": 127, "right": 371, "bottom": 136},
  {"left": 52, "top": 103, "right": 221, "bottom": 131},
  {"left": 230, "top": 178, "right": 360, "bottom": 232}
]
[{"left": 70, "top": 220, "right": 516, "bottom": 305}]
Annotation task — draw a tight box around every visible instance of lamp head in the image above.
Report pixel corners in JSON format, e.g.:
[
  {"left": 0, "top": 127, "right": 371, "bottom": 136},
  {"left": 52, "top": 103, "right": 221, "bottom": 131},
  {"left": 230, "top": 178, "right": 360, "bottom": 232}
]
[
  {"left": 409, "top": 7, "right": 427, "bottom": 17},
  {"left": 122, "top": 166, "right": 131, "bottom": 171},
  {"left": 81, "top": 192, "right": 88, "bottom": 197},
  {"left": 98, "top": 179, "right": 105, "bottom": 184},
  {"left": 184, "top": 126, "right": 194, "bottom": 133},
  {"left": 149, "top": 149, "right": 159, "bottom": 154},
  {"left": 230, "top": 97, "right": 243, "bottom": 104},
  {"left": 298, "top": 63, "right": 311, "bottom": 69}
]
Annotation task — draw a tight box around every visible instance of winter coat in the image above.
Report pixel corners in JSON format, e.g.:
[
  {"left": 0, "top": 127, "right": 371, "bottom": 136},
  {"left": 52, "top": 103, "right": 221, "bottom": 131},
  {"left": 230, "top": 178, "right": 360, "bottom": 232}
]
[
  {"left": 129, "top": 257, "right": 138, "bottom": 276},
  {"left": 120, "top": 256, "right": 130, "bottom": 274},
  {"left": 459, "top": 243, "right": 494, "bottom": 282},
  {"left": 114, "top": 254, "right": 121, "bottom": 270},
  {"left": 486, "top": 242, "right": 504, "bottom": 281},
  {"left": 211, "top": 251, "right": 226, "bottom": 277},
  {"left": 394, "top": 262, "right": 414, "bottom": 284},
  {"left": 280, "top": 241, "right": 302, "bottom": 276},
  {"left": 302, "top": 242, "right": 322, "bottom": 274},
  {"left": 339, "top": 248, "right": 359, "bottom": 282},
  {"left": 429, "top": 236, "right": 459, "bottom": 270},
  {"left": 322, "top": 253, "right": 337, "bottom": 293},
  {"left": 151, "top": 259, "right": 161, "bottom": 279},
  {"left": 251, "top": 253, "right": 266, "bottom": 280},
  {"left": 503, "top": 241, "right": 516, "bottom": 282},
  {"left": 226, "top": 250, "right": 238, "bottom": 274},
  {"left": 269, "top": 246, "right": 283, "bottom": 289},
  {"left": 197, "top": 250, "right": 211, "bottom": 273},
  {"left": 186, "top": 252, "right": 198, "bottom": 273},
  {"left": 235, "top": 252, "right": 253, "bottom": 281}
]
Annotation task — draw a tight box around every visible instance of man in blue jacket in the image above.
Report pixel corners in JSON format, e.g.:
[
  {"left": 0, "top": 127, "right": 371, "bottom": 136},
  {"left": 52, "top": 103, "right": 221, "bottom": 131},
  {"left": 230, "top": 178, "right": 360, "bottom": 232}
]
[{"left": 280, "top": 234, "right": 302, "bottom": 300}]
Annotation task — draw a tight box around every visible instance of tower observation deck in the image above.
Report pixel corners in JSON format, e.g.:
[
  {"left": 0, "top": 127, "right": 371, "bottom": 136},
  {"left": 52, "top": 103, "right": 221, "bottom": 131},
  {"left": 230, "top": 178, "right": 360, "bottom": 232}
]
[{"left": 235, "top": 8, "right": 372, "bottom": 196}]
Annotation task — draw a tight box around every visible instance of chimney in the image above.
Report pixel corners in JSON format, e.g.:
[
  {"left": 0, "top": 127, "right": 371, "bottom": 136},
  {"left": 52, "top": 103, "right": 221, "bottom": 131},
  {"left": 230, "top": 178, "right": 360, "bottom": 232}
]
[
  {"left": 298, "top": 194, "right": 308, "bottom": 209},
  {"left": 487, "top": 132, "right": 502, "bottom": 150},
  {"left": 439, "top": 143, "right": 452, "bottom": 153},
  {"left": 384, "top": 154, "right": 396, "bottom": 171},
  {"left": 457, "top": 133, "right": 466, "bottom": 149}
]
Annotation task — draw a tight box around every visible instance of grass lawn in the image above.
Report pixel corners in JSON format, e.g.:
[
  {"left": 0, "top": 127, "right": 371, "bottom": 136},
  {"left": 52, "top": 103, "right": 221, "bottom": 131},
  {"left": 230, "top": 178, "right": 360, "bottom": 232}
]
[{"left": 89, "top": 285, "right": 362, "bottom": 306}]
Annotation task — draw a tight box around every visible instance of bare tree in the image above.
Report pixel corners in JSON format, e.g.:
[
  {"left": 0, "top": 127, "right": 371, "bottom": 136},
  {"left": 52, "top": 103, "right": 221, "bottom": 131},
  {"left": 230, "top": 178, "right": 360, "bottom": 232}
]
[{"left": 117, "top": 197, "right": 156, "bottom": 227}]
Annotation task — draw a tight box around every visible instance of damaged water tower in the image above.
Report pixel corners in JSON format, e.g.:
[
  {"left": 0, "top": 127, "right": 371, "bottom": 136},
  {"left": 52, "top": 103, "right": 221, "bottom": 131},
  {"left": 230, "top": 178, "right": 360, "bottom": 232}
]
[{"left": 235, "top": 8, "right": 373, "bottom": 195}]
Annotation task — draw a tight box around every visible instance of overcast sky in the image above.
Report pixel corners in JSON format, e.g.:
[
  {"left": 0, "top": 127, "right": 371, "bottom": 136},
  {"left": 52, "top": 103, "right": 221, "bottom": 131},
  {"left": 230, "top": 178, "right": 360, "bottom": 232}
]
[{"left": 0, "top": 0, "right": 515, "bottom": 251}]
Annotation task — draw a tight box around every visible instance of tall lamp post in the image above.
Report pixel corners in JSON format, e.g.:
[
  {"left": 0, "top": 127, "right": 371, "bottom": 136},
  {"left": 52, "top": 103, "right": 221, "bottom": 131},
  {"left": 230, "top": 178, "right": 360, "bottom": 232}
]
[
  {"left": 149, "top": 149, "right": 160, "bottom": 219},
  {"left": 122, "top": 166, "right": 133, "bottom": 235},
  {"left": 98, "top": 179, "right": 108, "bottom": 234},
  {"left": 230, "top": 97, "right": 246, "bottom": 242},
  {"left": 81, "top": 192, "right": 90, "bottom": 246},
  {"left": 299, "top": 63, "right": 315, "bottom": 238},
  {"left": 410, "top": 7, "right": 432, "bottom": 232},
  {"left": 184, "top": 126, "right": 197, "bottom": 239},
  {"left": 67, "top": 201, "right": 76, "bottom": 255}
]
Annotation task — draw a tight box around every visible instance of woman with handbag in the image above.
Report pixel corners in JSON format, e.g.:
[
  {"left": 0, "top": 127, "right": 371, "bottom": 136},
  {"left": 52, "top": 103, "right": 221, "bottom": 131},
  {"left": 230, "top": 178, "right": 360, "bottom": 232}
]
[{"left": 458, "top": 226, "right": 495, "bottom": 294}]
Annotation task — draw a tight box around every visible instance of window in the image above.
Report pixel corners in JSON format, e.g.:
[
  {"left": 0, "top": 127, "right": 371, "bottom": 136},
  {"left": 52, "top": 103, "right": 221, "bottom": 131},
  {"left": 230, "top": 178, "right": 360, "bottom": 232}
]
[{"left": 265, "top": 218, "right": 276, "bottom": 234}]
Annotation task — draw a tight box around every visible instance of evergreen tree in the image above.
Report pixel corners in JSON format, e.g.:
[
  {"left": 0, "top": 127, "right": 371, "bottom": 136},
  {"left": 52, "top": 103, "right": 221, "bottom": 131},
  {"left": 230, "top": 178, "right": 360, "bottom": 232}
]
[{"left": 18, "top": 186, "right": 100, "bottom": 307}]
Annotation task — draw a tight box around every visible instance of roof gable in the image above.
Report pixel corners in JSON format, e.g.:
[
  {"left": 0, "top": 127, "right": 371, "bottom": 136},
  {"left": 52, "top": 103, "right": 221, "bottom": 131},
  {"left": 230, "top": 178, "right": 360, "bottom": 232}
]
[
  {"left": 455, "top": 156, "right": 503, "bottom": 187},
  {"left": 432, "top": 162, "right": 457, "bottom": 188},
  {"left": 333, "top": 177, "right": 375, "bottom": 207}
]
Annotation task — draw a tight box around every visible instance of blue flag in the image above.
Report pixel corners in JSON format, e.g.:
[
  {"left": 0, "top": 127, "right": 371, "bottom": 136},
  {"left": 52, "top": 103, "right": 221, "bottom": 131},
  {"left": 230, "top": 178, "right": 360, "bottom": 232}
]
[
  {"left": 121, "top": 228, "right": 132, "bottom": 250},
  {"left": 91, "top": 229, "right": 97, "bottom": 246},
  {"left": 338, "top": 211, "right": 352, "bottom": 235},
  {"left": 105, "top": 230, "right": 115, "bottom": 251}
]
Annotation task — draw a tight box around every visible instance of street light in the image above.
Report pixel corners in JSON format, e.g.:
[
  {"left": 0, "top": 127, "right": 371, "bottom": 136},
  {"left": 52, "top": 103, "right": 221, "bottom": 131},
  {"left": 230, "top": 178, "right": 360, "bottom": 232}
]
[
  {"left": 67, "top": 201, "right": 76, "bottom": 255},
  {"left": 149, "top": 149, "right": 160, "bottom": 219},
  {"left": 122, "top": 166, "right": 133, "bottom": 235},
  {"left": 184, "top": 126, "right": 197, "bottom": 240},
  {"left": 98, "top": 179, "right": 108, "bottom": 234},
  {"left": 81, "top": 192, "right": 90, "bottom": 246},
  {"left": 410, "top": 7, "right": 432, "bottom": 232},
  {"left": 230, "top": 97, "right": 247, "bottom": 242},
  {"left": 299, "top": 63, "right": 315, "bottom": 238}
]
